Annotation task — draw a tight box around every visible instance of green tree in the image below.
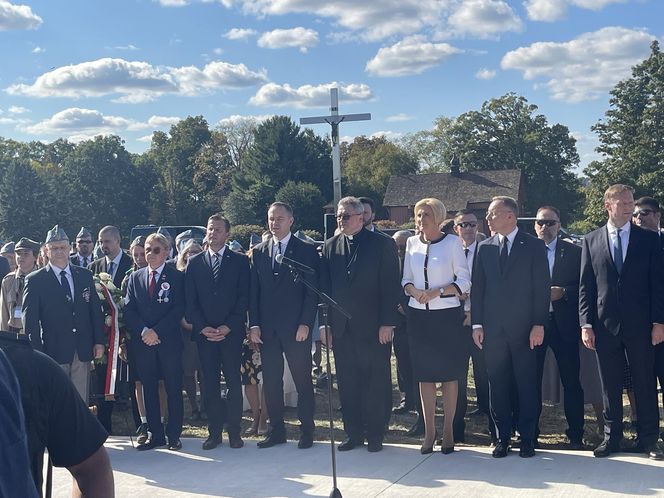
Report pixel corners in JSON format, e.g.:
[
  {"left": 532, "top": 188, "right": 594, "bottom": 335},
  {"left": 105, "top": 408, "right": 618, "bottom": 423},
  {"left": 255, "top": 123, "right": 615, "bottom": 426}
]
[
  {"left": 583, "top": 41, "right": 664, "bottom": 227},
  {"left": 275, "top": 181, "right": 325, "bottom": 232},
  {"left": 399, "top": 116, "right": 454, "bottom": 172},
  {"left": 341, "top": 136, "right": 419, "bottom": 217},
  {"left": 0, "top": 159, "right": 54, "bottom": 241},
  {"left": 225, "top": 116, "right": 332, "bottom": 225}
]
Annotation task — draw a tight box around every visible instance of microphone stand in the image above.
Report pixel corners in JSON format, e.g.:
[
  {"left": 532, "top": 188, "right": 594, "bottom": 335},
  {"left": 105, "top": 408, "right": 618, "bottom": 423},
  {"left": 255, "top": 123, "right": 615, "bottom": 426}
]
[{"left": 288, "top": 266, "right": 350, "bottom": 498}]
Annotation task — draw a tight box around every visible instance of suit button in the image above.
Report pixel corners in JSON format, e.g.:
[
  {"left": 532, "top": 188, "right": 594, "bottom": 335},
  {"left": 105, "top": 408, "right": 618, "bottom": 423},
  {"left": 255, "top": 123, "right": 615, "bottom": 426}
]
[{"left": 72, "top": 328, "right": 77, "bottom": 333}]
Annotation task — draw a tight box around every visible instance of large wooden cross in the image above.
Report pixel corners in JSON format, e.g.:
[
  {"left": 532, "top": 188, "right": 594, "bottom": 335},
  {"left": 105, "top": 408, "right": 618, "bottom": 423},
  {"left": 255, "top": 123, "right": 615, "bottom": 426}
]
[{"left": 300, "top": 88, "right": 371, "bottom": 206}]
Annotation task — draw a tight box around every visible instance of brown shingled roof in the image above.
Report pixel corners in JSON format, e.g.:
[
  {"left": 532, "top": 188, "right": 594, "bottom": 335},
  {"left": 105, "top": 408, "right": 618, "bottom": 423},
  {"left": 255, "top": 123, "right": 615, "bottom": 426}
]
[{"left": 383, "top": 169, "right": 523, "bottom": 211}]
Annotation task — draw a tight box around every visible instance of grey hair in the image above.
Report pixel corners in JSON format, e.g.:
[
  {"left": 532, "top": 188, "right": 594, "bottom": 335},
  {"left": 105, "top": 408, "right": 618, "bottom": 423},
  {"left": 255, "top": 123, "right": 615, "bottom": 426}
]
[{"left": 337, "top": 196, "right": 364, "bottom": 214}]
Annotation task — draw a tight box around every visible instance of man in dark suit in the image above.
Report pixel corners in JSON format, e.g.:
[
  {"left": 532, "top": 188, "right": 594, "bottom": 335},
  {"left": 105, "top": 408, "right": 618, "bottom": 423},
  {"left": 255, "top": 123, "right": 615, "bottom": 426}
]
[
  {"left": 22, "top": 225, "right": 105, "bottom": 403},
  {"left": 124, "top": 233, "right": 185, "bottom": 451},
  {"left": 319, "top": 196, "right": 401, "bottom": 453},
  {"left": 89, "top": 225, "right": 133, "bottom": 289},
  {"left": 471, "top": 196, "right": 550, "bottom": 458},
  {"left": 633, "top": 196, "right": 664, "bottom": 443},
  {"left": 533, "top": 206, "right": 585, "bottom": 449},
  {"left": 249, "top": 202, "right": 318, "bottom": 449},
  {"left": 70, "top": 227, "right": 95, "bottom": 267},
  {"left": 185, "top": 213, "right": 249, "bottom": 450},
  {"left": 88, "top": 225, "right": 133, "bottom": 432},
  {"left": 580, "top": 184, "right": 664, "bottom": 459}
]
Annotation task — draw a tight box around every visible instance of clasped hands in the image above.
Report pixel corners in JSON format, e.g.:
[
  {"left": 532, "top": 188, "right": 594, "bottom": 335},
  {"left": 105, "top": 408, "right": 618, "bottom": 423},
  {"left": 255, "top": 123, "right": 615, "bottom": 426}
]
[
  {"left": 201, "top": 325, "right": 231, "bottom": 342},
  {"left": 249, "top": 325, "right": 310, "bottom": 345},
  {"left": 318, "top": 325, "right": 394, "bottom": 348},
  {"left": 408, "top": 284, "right": 458, "bottom": 305}
]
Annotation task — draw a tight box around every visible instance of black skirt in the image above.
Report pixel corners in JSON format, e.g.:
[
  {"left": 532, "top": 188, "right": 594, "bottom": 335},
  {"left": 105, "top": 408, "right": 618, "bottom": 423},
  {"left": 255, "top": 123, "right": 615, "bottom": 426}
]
[{"left": 407, "top": 305, "right": 466, "bottom": 382}]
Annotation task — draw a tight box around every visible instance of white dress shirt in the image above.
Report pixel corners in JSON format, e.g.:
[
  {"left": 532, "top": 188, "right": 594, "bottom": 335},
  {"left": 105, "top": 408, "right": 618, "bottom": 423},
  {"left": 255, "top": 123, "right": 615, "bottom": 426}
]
[
  {"left": 546, "top": 237, "right": 557, "bottom": 312},
  {"left": 49, "top": 262, "right": 74, "bottom": 296},
  {"left": 142, "top": 262, "right": 166, "bottom": 338},
  {"left": 607, "top": 220, "right": 630, "bottom": 264},
  {"left": 498, "top": 226, "right": 519, "bottom": 255},
  {"left": 462, "top": 241, "right": 477, "bottom": 312},
  {"left": 272, "top": 232, "right": 291, "bottom": 266},
  {"left": 105, "top": 251, "right": 124, "bottom": 280},
  {"left": 207, "top": 246, "right": 226, "bottom": 265},
  {"left": 402, "top": 234, "right": 471, "bottom": 310}
]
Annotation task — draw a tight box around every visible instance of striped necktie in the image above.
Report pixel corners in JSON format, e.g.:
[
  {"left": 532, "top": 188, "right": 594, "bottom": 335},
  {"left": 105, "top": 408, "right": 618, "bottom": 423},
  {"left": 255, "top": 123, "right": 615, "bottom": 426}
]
[{"left": 212, "top": 253, "right": 220, "bottom": 282}]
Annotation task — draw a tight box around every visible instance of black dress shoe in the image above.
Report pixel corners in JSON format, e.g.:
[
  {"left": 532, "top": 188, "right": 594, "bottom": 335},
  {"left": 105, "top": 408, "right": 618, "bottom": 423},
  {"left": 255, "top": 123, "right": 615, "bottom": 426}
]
[
  {"left": 646, "top": 445, "right": 664, "bottom": 460},
  {"left": 136, "top": 423, "right": 149, "bottom": 445},
  {"left": 406, "top": 422, "right": 425, "bottom": 437},
  {"left": 257, "top": 433, "right": 287, "bottom": 449},
  {"left": 228, "top": 434, "right": 244, "bottom": 449},
  {"left": 492, "top": 441, "right": 510, "bottom": 458},
  {"left": 168, "top": 439, "right": 182, "bottom": 451},
  {"left": 367, "top": 439, "right": 383, "bottom": 453},
  {"left": 593, "top": 439, "right": 618, "bottom": 458},
  {"left": 202, "top": 435, "right": 223, "bottom": 450},
  {"left": 298, "top": 433, "right": 314, "bottom": 449},
  {"left": 519, "top": 441, "right": 536, "bottom": 458},
  {"left": 338, "top": 437, "right": 363, "bottom": 451},
  {"left": 441, "top": 446, "right": 454, "bottom": 455},
  {"left": 137, "top": 438, "right": 166, "bottom": 451}
]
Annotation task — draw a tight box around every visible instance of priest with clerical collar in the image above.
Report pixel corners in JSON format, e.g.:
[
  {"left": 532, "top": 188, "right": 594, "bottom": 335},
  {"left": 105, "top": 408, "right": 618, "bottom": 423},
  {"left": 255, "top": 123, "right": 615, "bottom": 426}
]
[{"left": 319, "top": 196, "right": 401, "bottom": 453}]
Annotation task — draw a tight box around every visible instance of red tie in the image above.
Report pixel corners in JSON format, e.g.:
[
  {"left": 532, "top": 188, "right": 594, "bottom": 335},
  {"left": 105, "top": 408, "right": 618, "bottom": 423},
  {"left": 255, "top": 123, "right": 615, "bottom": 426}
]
[{"left": 148, "top": 270, "right": 157, "bottom": 298}]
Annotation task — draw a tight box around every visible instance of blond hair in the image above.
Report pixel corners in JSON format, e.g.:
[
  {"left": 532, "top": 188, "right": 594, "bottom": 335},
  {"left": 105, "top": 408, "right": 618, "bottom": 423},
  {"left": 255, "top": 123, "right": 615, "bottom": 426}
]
[
  {"left": 603, "top": 184, "right": 634, "bottom": 203},
  {"left": 414, "top": 198, "right": 447, "bottom": 227},
  {"left": 145, "top": 233, "right": 170, "bottom": 250}
]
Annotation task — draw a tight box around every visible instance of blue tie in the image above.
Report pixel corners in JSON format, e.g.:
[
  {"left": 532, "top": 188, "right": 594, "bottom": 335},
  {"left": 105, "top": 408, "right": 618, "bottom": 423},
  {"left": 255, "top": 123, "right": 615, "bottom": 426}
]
[
  {"left": 60, "top": 270, "right": 72, "bottom": 302},
  {"left": 614, "top": 228, "right": 623, "bottom": 274}
]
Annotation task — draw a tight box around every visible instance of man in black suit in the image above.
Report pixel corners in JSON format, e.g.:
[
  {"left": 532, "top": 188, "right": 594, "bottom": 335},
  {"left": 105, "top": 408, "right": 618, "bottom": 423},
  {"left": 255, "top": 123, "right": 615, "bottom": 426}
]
[
  {"left": 633, "top": 196, "right": 664, "bottom": 443},
  {"left": 70, "top": 227, "right": 95, "bottom": 267},
  {"left": 124, "top": 233, "right": 185, "bottom": 451},
  {"left": 319, "top": 196, "right": 401, "bottom": 453},
  {"left": 580, "top": 184, "right": 664, "bottom": 459},
  {"left": 22, "top": 225, "right": 105, "bottom": 402},
  {"left": 249, "top": 202, "right": 318, "bottom": 449},
  {"left": 185, "top": 213, "right": 249, "bottom": 450},
  {"left": 89, "top": 225, "right": 133, "bottom": 289},
  {"left": 88, "top": 225, "right": 132, "bottom": 432},
  {"left": 471, "top": 196, "right": 550, "bottom": 458},
  {"left": 533, "top": 206, "right": 585, "bottom": 449}
]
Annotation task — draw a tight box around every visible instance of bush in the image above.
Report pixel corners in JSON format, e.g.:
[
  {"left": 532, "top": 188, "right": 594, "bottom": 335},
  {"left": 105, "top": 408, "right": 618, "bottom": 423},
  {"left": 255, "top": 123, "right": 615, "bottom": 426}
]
[
  {"left": 302, "top": 229, "right": 323, "bottom": 241},
  {"left": 399, "top": 220, "right": 415, "bottom": 230},
  {"left": 375, "top": 219, "right": 398, "bottom": 230},
  {"left": 229, "top": 224, "right": 265, "bottom": 250}
]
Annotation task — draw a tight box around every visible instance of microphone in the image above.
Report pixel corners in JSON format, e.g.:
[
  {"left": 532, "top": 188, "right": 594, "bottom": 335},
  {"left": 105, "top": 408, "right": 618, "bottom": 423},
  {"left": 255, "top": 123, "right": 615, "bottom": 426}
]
[{"left": 275, "top": 254, "right": 315, "bottom": 274}]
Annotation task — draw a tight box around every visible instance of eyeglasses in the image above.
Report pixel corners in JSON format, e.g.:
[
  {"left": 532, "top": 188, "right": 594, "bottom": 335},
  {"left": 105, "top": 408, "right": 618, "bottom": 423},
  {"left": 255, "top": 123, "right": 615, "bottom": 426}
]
[
  {"left": 633, "top": 209, "right": 655, "bottom": 217},
  {"left": 336, "top": 213, "right": 360, "bottom": 221},
  {"left": 456, "top": 222, "right": 477, "bottom": 229},
  {"left": 145, "top": 246, "right": 162, "bottom": 255},
  {"left": 536, "top": 220, "right": 558, "bottom": 227},
  {"left": 77, "top": 240, "right": 93, "bottom": 244}
]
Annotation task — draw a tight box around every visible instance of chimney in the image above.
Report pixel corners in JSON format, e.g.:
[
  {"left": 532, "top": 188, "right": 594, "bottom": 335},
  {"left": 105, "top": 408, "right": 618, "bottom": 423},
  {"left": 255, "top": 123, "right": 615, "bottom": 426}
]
[{"left": 450, "top": 153, "right": 461, "bottom": 177}]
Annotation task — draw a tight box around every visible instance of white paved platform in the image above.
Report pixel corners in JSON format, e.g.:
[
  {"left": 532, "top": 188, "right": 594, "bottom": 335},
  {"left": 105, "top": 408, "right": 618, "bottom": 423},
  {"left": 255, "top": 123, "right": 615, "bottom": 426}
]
[{"left": 52, "top": 437, "right": 664, "bottom": 497}]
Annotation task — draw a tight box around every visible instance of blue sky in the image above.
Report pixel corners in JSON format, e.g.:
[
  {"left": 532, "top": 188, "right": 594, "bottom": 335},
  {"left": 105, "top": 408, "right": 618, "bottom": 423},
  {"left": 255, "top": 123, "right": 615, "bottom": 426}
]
[{"left": 0, "top": 0, "right": 662, "bottom": 172}]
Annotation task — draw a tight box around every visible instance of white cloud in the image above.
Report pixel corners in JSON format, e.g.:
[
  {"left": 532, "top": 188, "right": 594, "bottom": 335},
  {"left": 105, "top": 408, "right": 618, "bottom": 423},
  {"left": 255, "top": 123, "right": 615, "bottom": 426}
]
[
  {"left": 524, "top": 0, "right": 627, "bottom": 22},
  {"left": 223, "top": 28, "right": 257, "bottom": 40},
  {"left": 448, "top": 0, "right": 522, "bottom": 38},
  {"left": 0, "top": 1, "right": 42, "bottom": 31},
  {"left": 31, "top": 46, "right": 45, "bottom": 54},
  {"left": 217, "top": 114, "right": 272, "bottom": 127},
  {"left": 222, "top": 0, "right": 449, "bottom": 42},
  {"left": 366, "top": 35, "right": 461, "bottom": 77},
  {"left": 213, "top": 47, "right": 224, "bottom": 55},
  {"left": 8, "top": 105, "right": 28, "bottom": 114},
  {"left": 385, "top": 113, "right": 414, "bottom": 122},
  {"left": 113, "top": 44, "right": 139, "bottom": 51},
  {"left": 127, "top": 115, "right": 182, "bottom": 130},
  {"left": 257, "top": 27, "right": 318, "bottom": 53},
  {"left": 137, "top": 134, "right": 154, "bottom": 143},
  {"left": 249, "top": 82, "right": 373, "bottom": 108},
  {"left": 501, "top": 26, "right": 654, "bottom": 102},
  {"left": 370, "top": 130, "right": 403, "bottom": 140},
  {"left": 475, "top": 68, "right": 496, "bottom": 79},
  {"left": 157, "top": 0, "right": 190, "bottom": 6},
  {"left": 6, "top": 57, "right": 268, "bottom": 102}
]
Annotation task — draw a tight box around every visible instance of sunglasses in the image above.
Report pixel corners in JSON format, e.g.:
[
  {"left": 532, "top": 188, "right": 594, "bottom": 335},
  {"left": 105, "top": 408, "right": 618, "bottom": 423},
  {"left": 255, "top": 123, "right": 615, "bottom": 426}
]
[
  {"left": 77, "top": 240, "right": 93, "bottom": 244},
  {"left": 456, "top": 222, "right": 477, "bottom": 229},
  {"left": 536, "top": 220, "right": 558, "bottom": 227},
  {"left": 144, "top": 246, "right": 163, "bottom": 255},
  {"left": 633, "top": 209, "right": 655, "bottom": 217},
  {"left": 336, "top": 213, "right": 359, "bottom": 221}
]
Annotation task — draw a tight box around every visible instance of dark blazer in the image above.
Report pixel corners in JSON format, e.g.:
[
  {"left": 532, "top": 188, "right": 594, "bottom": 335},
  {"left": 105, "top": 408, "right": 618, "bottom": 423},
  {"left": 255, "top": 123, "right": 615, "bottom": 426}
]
[
  {"left": 88, "top": 252, "right": 133, "bottom": 289},
  {"left": 471, "top": 229, "right": 550, "bottom": 336},
  {"left": 22, "top": 265, "right": 104, "bottom": 364},
  {"left": 0, "top": 256, "right": 9, "bottom": 281},
  {"left": 249, "top": 235, "right": 319, "bottom": 338},
  {"left": 579, "top": 223, "right": 664, "bottom": 337},
  {"left": 184, "top": 249, "right": 250, "bottom": 342},
  {"left": 70, "top": 254, "right": 93, "bottom": 267},
  {"left": 550, "top": 238, "right": 582, "bottom": 341},
  {"left": 124, "top": 264, "right": 185, "bottom": 349},
  {"left": 319, "top": 229, "right": 401, "bottom": 338}
]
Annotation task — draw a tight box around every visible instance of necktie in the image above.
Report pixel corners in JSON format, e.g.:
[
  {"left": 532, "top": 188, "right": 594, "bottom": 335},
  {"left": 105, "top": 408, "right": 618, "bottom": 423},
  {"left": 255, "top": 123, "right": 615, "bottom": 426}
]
[
  {"left": 273, "top": 241, "right": 282, "bottom": 274},
  {"left": 499, "top": 237, "right": 509, "bottom": 272},
  {"left": 108, "top": 261, "right": 115, "bottom": 277},
  {"left": 17, "top": 275, "right": 25, "bottom": 298},
  {"left": 548, "top": 246, "right": 554, "bottom": 278},
  {"left": 82, "top": 257, "right": 87, "bottom": 267},
  {"left": 148, "top": 270, "right": 157, "bottom": 298},
  {"left": 464, "top": 248, "right": 469, "bottom": 258},
  {"left": 212, "top": 253, "right": 220, "bottom": 282},
  {"left": 614, "top": 228, "right": 623, "bottom": 274},
  {"left": 60, "top": 270, "right": 72, "bottom": 302}
]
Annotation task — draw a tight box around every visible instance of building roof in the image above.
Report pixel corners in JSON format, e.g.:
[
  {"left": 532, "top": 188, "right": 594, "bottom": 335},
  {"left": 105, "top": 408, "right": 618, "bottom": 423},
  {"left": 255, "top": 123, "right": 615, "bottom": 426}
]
[{"left": 383, "top": 169, "right": 523, "bottom": 212}]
